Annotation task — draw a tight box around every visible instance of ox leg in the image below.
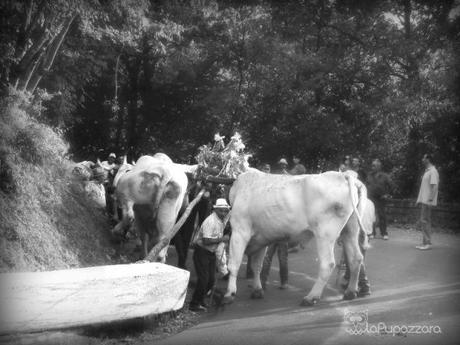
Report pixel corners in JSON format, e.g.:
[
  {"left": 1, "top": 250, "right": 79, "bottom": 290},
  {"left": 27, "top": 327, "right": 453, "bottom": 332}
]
[
  {"left": 142, "top": 232, "right": 150, "bottom": 258},
  {"left": 224, "top": 229, "right": 250, "bottom": 303},
  {"left": 157, "top": 246, "right": 169, "bottom": 264},
  {"left": 342, "top": 230, "right": 363, "bottom": 301},
  {"left": 250, "top": 247, "right": 267, "bottom": 299},
  {"left": 302, "top": 234, "right": 336, "bottom": 306},
  {"left": 154, "top": 202, "right": 179, "bottom": 263},
  {"left": 111, "top": 196, "right": 119, "bottom": 222},
  {"left": 112, "top": 201, "right": 134, "bottom": 239}
]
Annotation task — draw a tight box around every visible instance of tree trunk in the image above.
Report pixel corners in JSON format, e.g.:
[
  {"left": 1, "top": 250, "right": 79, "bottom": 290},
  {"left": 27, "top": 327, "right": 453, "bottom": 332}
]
[
  {"left": 14, "top": 0, "right": 48, "bottom": 62},
  {"left": 114, "top": 54, "right": 120, "bottom": 101},
  {"left": 0, "top": 263, "right": 189, "bottom": 334},
  {"left": 26, "top": 14, "right": 76, "bottom": 93},
  {"left": 18, "top": 50, "right": 44, "bottom": 91},
  {"left": 402, "top": 0, "right": 420, "bottom": 95},
  {"left": 315, "top": 0, "right": 325, "bottom": 52},
  {"left": 113, "top": 54, "right": 125, "bottom": 150},
  {"left": 139, "top": 38, "right": 156, "bottom": 145},
  {"left": 16, "top": 31, "right": 51, "bottom": 80},
  {"left": 125, "top": 57, "right": 140, "bottom": 156}
]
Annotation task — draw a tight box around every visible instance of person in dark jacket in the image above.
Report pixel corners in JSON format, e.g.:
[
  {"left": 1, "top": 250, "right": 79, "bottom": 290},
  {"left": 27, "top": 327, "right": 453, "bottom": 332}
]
[{"left": 366, "top": 158, "right": 394, "bottom": 240}]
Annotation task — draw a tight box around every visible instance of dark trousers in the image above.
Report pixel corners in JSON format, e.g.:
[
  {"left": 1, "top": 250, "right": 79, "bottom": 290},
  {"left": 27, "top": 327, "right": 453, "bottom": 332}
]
[
  {"left": 371, "top": 197, "right": 387, "bottom": 236},
  {"left": 261, "top": 241, "right": 289, "bottom": 286},
  {"left": 191, "top": 246, "right": 216, "bottom": 307},
  {"left": 104, "top": 183, "right": 115, "bottom": 217},
  {"left": 419, "top": 204, "right": 432, "bottom": 245}
]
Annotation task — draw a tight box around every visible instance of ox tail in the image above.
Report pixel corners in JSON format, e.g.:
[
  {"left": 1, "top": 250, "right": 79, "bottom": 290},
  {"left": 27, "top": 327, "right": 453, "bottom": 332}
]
[{"left": 345, "top": 174, "right": 369, "bottom": 250}]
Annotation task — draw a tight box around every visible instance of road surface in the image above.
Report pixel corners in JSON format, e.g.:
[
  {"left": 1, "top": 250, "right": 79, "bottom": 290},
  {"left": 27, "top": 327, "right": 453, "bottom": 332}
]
[{"left": 157, "top": 227, "right": 460, "bottom": 345}]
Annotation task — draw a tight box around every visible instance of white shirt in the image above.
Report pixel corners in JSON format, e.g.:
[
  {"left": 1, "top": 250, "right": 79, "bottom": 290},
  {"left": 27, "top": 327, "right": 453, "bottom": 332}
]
[
  {"left": 196, "top": 212, "right": 229, "bottom": 253},
  {"left": 416, "top": 165, "right": 439, "bottom": 206}
]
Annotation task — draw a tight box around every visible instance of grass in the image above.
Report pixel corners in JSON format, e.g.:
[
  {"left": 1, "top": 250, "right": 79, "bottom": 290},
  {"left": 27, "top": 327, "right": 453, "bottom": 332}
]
[{"left": 0, "top": 89, "right": 116, "bottom": 272}]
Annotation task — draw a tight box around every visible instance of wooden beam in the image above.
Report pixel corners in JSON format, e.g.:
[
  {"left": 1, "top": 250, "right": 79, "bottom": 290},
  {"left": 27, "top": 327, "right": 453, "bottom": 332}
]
[
  {"left": 145, "top": 188, "right": 205, "bottom": 262},
  {"left": 0, "top": 262, "right": 189, "bottom": 334}
]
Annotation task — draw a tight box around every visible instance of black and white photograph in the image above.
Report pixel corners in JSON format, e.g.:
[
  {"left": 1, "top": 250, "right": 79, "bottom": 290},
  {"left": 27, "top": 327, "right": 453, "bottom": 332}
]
[{"left": 0, "top": 0, "right": 459, "bottom": 344}]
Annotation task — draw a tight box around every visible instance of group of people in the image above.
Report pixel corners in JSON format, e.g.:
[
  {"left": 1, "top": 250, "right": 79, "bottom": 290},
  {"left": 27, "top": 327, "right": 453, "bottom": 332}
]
[
  {"left": 188, "top": 152, "right": 440, "bottom": 312},
  {"left": 340, "top": 155, "right": 393, "bottom": 240},
  {"left": 339, "top": 153, "right": 440, "bottom": 250}
]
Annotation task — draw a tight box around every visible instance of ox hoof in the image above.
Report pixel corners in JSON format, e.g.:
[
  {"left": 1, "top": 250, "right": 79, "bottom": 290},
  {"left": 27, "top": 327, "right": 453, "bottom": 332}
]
[
  {"left": 250, "top": 289, "right": 264, "bottom": 299},
  {"left": 300, "top": 297, "right": 320, "bottom": 307},
  {"left": 343, "top": 290, "right": 358, "bottom": 300},
  {"left": 223, "top": 294, "right": 235, "bottom": 305}
]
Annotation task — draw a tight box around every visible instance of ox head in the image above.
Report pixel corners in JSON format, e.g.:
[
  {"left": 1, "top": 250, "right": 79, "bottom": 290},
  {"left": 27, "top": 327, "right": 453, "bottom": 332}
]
[{"left": 113, "top": 159, "right": 134, "bottom": 188}]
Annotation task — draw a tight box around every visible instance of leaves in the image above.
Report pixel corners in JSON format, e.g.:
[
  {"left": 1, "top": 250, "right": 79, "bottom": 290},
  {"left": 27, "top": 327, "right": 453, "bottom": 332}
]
[{"left": 2, "top": 0, "right": 458, "bottom": 200}]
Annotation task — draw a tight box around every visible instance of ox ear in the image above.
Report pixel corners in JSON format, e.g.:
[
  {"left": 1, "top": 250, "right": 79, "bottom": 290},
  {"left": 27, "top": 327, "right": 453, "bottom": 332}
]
[{"left": 164, "top": 180, "right": 182, "bottom": 200}]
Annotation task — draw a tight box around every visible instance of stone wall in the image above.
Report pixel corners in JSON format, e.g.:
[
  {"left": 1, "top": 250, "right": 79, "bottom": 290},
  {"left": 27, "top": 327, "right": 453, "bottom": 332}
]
[{"left": 385, "top": 199, "right": 460, "bottom": 230}]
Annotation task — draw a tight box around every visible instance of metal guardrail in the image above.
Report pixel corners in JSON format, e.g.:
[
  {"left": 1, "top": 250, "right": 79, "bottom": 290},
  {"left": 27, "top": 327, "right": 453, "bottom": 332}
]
[{"left": 385, "top": 199, "right": 460, "bottom": 229}]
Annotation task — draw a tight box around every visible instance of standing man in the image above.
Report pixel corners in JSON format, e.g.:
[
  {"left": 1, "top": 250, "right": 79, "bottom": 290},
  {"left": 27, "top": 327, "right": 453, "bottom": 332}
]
[
  {"left": 100, "top": 153, "right": 118, "bottom": 219},
  {"left": 190, "top": 198, "right": 230, "bottom": 312},
  {"left": 415, "top": 154, "right": 439, "bottom": 250},
  {"left": 261, "top": 158, "right": 290, "bottom": 290},
  {"left": 278, "top": 158, "right": 289, "bottom": 174},
  {"left": 351, "top": 156, "right": 367, "bottom": 182},
  {"left": 100, "top": 152, "right": 117, "bottom": 173},
  {"left": 261, "top": 163, "right": 271, "bottom": 173},
  {"left": 366, "top": 158, "right": 394, "bottom": 240},
  {"left": 290, "top": 155, "right": 306, "bottom": 175}
]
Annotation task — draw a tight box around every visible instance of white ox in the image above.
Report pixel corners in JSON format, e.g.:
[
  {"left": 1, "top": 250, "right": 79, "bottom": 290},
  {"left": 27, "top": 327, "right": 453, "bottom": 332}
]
[
  {"left": 113, "top": 153, "right": 189, "bottom": 261},
  {"left": 224, "top": 169, "right": 369, "bottom": 306}
]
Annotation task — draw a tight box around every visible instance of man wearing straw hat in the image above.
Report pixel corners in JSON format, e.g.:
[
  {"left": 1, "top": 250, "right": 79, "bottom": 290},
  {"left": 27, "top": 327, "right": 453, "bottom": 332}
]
[{"left": 190, "top": 198, "right": 231, "bottom": 312}]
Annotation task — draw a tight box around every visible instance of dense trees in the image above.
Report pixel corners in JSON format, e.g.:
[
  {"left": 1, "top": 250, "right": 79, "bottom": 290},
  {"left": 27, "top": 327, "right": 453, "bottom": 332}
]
[{"left": 1, "top": 0, "right": 459, "bottom": 200}]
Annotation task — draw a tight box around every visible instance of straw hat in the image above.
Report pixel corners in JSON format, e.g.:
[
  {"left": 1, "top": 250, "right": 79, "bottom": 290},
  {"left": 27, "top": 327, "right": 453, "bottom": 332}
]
[
  {"left": 278, "top": 158, "right": 288, "bottom": 165},
  {"left": 213, "top": 198, "right": 230, "bottom": 209},
  {"left": 109, "top": 153, "right": 116, "bottom": 158}
]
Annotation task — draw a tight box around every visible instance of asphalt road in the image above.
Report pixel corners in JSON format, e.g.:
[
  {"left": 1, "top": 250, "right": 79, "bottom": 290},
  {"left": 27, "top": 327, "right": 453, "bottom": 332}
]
[{"left": 157, "top": 227, "right": 460, "bottom": 345}]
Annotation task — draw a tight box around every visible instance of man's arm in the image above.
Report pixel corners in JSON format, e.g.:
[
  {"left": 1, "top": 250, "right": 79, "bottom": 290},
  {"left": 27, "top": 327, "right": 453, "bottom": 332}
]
[
  {"left": 428, "top": 170, "right": 439, "bottom": 203},
  {"left": 428, "top": 183, "right": 437, "bottom": 202},
  {"left": 202, "top": 234, "right": 229, "bottom": 245}
]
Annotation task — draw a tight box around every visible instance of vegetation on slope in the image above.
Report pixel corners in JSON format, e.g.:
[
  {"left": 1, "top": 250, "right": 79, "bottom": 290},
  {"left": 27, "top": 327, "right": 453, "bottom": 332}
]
[{"left": 0, "top": 89, "right": 115, "bottom": 272}]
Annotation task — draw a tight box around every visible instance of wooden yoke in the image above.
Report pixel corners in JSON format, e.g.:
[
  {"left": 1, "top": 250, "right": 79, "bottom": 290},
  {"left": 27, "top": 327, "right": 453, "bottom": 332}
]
[
  {"left": 144, "top": 188, "right": 206, "bottom": 262},
  {"left": 204, "top": 175, "right": 235, "bottom": 185}
]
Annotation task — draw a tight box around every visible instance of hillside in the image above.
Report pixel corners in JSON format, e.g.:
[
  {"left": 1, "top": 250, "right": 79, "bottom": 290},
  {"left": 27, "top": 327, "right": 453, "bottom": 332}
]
[{"left": 0, "top": 90, "right": 117, "bottom": 272}]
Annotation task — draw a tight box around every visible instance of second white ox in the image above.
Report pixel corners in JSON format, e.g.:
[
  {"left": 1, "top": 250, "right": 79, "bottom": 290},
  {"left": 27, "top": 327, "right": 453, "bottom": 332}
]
[
  {"left": 224, "top": 169, "right": 369, "bottom": 306},
  {"left": 113, "top": 153, "right": 189, "bottom": 261}
]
